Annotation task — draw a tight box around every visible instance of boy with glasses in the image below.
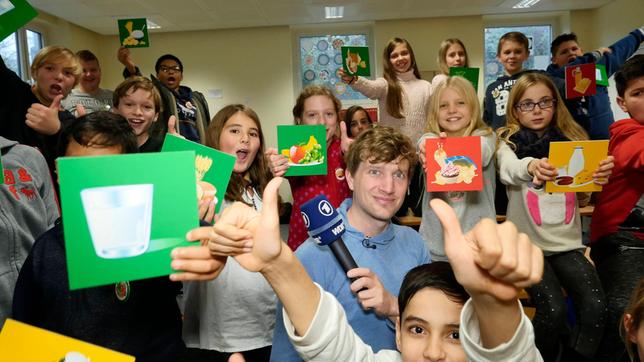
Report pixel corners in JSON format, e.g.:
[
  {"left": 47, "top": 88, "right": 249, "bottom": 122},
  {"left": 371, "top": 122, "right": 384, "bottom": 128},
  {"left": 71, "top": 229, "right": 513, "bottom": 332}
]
[{"left": 117, "top": 47, "right": 210, "bottom": 144}]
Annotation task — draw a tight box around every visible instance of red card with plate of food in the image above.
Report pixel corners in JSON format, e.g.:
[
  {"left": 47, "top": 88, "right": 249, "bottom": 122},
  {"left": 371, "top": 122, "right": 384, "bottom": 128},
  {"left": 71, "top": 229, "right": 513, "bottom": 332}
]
[{"left": 425, "top": 136, "right": 482, "bottom": 192}]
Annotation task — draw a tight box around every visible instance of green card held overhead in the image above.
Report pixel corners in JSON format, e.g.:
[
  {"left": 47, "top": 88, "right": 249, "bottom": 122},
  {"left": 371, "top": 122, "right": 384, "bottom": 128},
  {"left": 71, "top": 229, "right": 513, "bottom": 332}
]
[
  {"left": 161, "top": 134, "right": 236, "bottom": 214},
  {"left": 58, "top": 151, "right": 198, "bottom": 290},
  {"left": 341, "top": 46, "right": 370, "bottom": 77},
  {"left": 449, "top": 67, "right": 480, "bottom": 92},
  {"left": 0, "top": 0, "right": 38, "bottom": 42},
  {"left": 118, "top": 18, "right": 149, "bottom": 48},
  {"left": 278, "top": 125, "right": 327, "bottom": 177}
]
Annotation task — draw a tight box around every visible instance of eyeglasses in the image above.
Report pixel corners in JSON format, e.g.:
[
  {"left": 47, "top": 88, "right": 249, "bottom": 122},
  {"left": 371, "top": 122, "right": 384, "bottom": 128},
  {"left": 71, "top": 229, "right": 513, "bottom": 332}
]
[
  {"left": 159, "top": 65, "right": 181, "bottom": 74},
  {"left": 515, "top": 98, "right": 557, "bottom": 112}
]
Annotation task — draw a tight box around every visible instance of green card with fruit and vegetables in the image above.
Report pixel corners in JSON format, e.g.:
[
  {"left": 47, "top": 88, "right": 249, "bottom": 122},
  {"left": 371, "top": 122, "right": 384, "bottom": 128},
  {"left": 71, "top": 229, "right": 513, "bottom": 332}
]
[{"left": 278, "top": 125, "right": 327, "bottom": 177}]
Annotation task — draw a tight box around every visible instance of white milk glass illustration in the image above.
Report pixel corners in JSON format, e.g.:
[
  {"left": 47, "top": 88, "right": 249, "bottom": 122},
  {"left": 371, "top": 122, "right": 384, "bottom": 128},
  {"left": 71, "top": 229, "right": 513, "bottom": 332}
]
[
  {"left": 81, "top": 184, "right": 153, "bottom": 259},
  {"left": 567, "top": 146, "right": 585, "bottom": 177}
]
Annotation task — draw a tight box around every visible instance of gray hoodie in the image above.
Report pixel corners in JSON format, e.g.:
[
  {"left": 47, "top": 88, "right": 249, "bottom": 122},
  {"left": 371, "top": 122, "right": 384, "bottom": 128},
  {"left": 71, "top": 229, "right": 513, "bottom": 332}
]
[{"left": 0, "top": 136, "right": 58, "bottom": 326}]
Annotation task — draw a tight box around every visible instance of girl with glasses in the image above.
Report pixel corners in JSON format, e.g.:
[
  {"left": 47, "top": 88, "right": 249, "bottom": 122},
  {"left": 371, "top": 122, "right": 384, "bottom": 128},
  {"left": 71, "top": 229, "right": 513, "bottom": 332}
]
[{"left": 496, "top": 72, "right": 613, "bottom": 361}]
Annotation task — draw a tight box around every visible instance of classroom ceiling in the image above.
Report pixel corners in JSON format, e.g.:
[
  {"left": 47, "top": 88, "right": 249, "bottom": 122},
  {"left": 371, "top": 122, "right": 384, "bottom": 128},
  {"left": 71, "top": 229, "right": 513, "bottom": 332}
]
[{"left": 30, "top": 0, "right": 613, "bottom": 35}]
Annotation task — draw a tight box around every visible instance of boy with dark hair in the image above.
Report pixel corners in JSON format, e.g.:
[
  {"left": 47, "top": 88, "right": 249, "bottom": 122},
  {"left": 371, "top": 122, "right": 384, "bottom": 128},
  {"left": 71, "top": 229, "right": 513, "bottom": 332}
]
[
  {"left": 0, "top": 136, "right": 59, "bottom": 327},
  {"left": 117, "top": 47, "right": 210, "bottom": 144},
  {"left": 12, "top": 111, "right": 222, "bottom": 361},
  {"left": 590, "top": 54, "right": 644, "bottom": 361},
  {"left": 547, "top": 28, "right": 644, "bottom": 139},
  {"left": 62, "top": 50, "right": 114, "bottom": 115}
]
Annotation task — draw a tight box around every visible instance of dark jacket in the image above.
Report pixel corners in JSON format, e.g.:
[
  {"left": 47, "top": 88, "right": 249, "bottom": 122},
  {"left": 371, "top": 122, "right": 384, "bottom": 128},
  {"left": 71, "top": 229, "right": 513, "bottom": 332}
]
[
  {"left": 546, "top": 28, "right": 644, "bottom": 140},
  {"left": 12, "top": 220, "right": 185, "bottom": 362}
]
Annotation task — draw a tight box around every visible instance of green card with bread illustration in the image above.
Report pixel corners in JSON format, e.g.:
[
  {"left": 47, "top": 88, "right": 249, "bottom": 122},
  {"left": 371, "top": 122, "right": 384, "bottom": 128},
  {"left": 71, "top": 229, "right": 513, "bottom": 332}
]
[
  {"left": 161, "top": 134, "right": 236, "bottom": 214},
  {"left": 118, "top": 18, "right": 149, "bottom": 48},
  {"left": 341, "top": 46, "right": 370, "bottom": 77},
  {"left": 58, "top": 151, "right": 198, "bottom": 289},
  {"left": 278, "top": 125, "right": 327, "bottom": 177}
]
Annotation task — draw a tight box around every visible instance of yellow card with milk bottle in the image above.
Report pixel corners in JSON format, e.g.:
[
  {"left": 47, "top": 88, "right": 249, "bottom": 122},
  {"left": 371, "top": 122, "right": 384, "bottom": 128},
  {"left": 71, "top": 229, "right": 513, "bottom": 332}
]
[{"left": 546, "top": 140, "right": 609, "bottom": 193}]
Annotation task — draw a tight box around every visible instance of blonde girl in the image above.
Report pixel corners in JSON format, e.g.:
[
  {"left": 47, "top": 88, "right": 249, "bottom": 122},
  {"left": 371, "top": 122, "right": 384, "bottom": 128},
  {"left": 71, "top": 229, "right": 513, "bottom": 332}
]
[
  {"left": 431, "top": 38, "right": 470, "bottom": 90},
  {"left": 417, "top": 76, "right": 496, "bottom": 261},
  {"left": 266, "top": 85, "right": 351, "bottom": 250},
  {"left": 496, "top": 72, "right": 612, "bottom": 361},
  {"left": 340, "top": 37, "right": 431, "bottom": 144},
  {"left": 182, "top": 104, "right": 276, "bottom": 361}
]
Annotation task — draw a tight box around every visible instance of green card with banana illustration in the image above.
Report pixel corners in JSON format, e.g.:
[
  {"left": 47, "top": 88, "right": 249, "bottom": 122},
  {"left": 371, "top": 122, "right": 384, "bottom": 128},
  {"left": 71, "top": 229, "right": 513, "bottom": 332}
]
[
  {"left": 161, "top": 134, "right": 236, "bottom": 214},
  {"left": 278, "top": 125, "right": 327, "bottom": 177}
]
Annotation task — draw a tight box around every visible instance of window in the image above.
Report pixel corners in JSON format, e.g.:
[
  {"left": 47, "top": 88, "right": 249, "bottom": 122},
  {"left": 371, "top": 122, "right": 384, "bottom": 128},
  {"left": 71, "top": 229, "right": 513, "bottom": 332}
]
[
  {"left": 0, "top": 27, "right": 44, "bottom": 81},
  {"left": 298, "top": 33, "right": 369, "bottom": 101},
  {"left": 484, "top": 25, "right": 552, "bottom": 88}
]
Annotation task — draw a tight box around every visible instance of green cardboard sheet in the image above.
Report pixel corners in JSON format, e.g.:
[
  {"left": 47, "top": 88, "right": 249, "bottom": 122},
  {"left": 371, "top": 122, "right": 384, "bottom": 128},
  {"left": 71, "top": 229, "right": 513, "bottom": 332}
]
[{"left": 278, "top": 125, "right": 327, "bottom": 177}]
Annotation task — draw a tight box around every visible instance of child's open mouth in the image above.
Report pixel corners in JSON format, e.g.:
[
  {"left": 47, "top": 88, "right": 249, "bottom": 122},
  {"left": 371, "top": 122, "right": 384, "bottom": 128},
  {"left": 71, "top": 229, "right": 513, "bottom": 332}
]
[
  {"left": 50, "top": 84, "right": 63, "bottom": 95},
  {"left": 236, "top": 149, "right": 249, "bottom": 161}
]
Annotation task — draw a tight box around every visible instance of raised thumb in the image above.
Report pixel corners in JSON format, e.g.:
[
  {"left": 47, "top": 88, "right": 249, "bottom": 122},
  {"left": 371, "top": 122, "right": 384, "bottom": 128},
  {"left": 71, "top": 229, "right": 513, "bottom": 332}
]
[
  {"left": 429, "top": 198, "right": 464, "bottom": 249},
  {"left": 167, "top": 115, "right": 177, "bottom": 134},
  {"left": 51, "top": 94, "right": 63, "bottom": 110},
  {"left": 261, "top": 177, "right": 283, "bottom": 225},
  {"left": 76, "top": 104, "right": 86, "bottom": 117},
  {"left": 340, "top": 121, "right": 349, "bottom": 139}
]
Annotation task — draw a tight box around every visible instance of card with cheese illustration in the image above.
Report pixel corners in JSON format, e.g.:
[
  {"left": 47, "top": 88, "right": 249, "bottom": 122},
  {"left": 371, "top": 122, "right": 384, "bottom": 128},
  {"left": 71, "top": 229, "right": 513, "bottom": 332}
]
[
  {"left": 118, "top": 18, "right": 149, "bottom": 48},
  {"left": 565, "top": 63, "right": 596, "bottom": 99},
  {"left": 546, "top": 140, "right": 609, "bottom": 193},
  {"left": 341, "top": 46, "right": 371, "bottom": 77},
  {"left": 0, "top": 319, "right": 134, "bottom": 361},
  {"left": 425, "top": 136, "right": 483, "bottom": 192},
  {"left": 278, "top": 125, "right": 327, "bottom": 177},
  {"left": 161, "top": 134, "right": 236, "bottom": 214}
]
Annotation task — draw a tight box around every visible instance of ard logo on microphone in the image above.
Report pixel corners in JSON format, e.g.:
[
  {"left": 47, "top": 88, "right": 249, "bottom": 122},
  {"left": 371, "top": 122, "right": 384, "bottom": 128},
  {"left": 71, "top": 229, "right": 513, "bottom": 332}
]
[{"left": 318, "top": 200, "right": 333, "bottom": 216}]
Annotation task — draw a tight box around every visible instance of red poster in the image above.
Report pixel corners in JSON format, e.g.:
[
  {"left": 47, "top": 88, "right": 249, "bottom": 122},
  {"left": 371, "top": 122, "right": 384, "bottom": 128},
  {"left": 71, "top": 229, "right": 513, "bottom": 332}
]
[
  {"left": 425, "top": 136, "right": 483, "bottom": 192},
  {"left": 565, "top": 63, "right": 597, "bottom": 99}
]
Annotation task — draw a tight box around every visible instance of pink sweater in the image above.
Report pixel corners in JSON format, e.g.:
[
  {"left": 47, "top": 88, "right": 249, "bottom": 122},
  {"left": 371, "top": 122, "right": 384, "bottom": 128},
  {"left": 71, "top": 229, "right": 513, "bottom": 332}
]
[{"left": 351, "top": 70, "right": 432, "bottom": 143}]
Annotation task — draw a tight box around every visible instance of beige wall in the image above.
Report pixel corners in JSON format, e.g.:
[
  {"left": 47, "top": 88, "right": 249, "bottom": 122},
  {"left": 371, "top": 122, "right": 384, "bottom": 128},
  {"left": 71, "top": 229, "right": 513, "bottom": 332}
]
[{"left": 31, "top": 11, "right": 101, "bottom": 54}]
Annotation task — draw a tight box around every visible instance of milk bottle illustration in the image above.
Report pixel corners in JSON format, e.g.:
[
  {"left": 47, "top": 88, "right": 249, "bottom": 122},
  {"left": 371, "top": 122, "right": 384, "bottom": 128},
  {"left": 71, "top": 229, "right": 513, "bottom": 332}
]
[{"left": 567, "top": 146, "right": 585, "bottom": 178}]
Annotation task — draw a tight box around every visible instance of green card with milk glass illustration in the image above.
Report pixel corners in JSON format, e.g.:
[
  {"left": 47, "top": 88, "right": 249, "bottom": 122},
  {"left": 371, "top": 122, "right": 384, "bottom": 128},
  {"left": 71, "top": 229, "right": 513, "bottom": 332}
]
[
  {"left": 278, "top": 125, "right": 327, "bottom": 177},
  {"left": 58, "top": 151, "right": 198, "bottom": 290},
  {"left": 161, "top": 133, "right": 236, "bottom": 214}
]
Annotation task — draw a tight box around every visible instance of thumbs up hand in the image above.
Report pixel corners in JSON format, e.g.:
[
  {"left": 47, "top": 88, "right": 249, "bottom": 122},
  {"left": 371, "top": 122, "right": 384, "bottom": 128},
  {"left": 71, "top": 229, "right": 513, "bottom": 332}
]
[
  {"left": 430, "top": 198, "right": 543, "bottom": 302},
  {"left": 167, "top": 115, "right": 185, "bottom": 139},
  {"left": 25, "top": 94, "right": 63, "bottom": 135},
  {"left": 340, "top": 121, "right": 353, "bottom": 154}
]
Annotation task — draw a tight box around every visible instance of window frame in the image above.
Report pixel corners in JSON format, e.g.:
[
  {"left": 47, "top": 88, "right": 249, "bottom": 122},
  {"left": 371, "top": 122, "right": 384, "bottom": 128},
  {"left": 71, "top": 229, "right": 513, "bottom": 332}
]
[{"left": 3, "top": 24, "right": 46, "bottom": 82}]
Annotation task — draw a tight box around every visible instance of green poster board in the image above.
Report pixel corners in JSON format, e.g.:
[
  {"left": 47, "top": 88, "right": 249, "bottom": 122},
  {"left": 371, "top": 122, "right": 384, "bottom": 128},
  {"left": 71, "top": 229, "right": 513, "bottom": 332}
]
[
  {"left": 278, "top": 125, "right": 327, "bottom": 177},
  {"left": 58, "top": 151, "right": 198, "bottom": 290},
  {"left": 118, "top": 18, "right": 149, "bottom": 48},
  {"left": 161, "top": 134, "right": 236, "bottom": 214},
  {"left": 0, "top": 0, "right": 38, "bottom": 42},
  {"left": 449, "top": 67, "right": 480, "bottom": 92},
  {"left": 341, "top": 46, "right": 370, "bottom": 77}
]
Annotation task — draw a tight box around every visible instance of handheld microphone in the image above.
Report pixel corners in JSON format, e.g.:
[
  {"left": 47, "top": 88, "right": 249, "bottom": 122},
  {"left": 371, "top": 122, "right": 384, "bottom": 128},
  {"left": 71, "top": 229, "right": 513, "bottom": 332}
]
[{"left": 300, "top": 194, "right": 358, "bottom": 273}]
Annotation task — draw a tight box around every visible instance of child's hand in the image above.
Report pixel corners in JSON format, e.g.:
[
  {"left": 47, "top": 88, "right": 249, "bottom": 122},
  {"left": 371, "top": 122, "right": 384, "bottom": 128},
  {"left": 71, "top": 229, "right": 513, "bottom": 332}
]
[
  {"left": 340, "top": 122, "right": 353, "bottom": 154},
  {"left": 593, "top": 155, "right": 615, "bottom": 185},
  {"left": 117, "top": 46, "right": 136, "bottom": 69},
  {"left": 166, "top": 115, "right": 185, "bottom": 139},
  {"left": 431, "top": 198, "right": 543, "bottom": 302},
  {"left": 528, "top": 158, "right": 557, "bottom": 185},
  {"left": 198, "top": 197, "right": 217, "bottom": 224},
  {"left": 169, "top": 244, "right": 226, "bottom": 281},
  {"left": 338, "top": 68, "right": 356, "bottom": 84},
  {"left": 186, "top": 221, "right": 253, "bottom": 257},
  {"left": 25, "top": 95, "right": 63, "bottom": 135},
  {"left": 265, "top": 147, "right": 289, "bottom": 177}
]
